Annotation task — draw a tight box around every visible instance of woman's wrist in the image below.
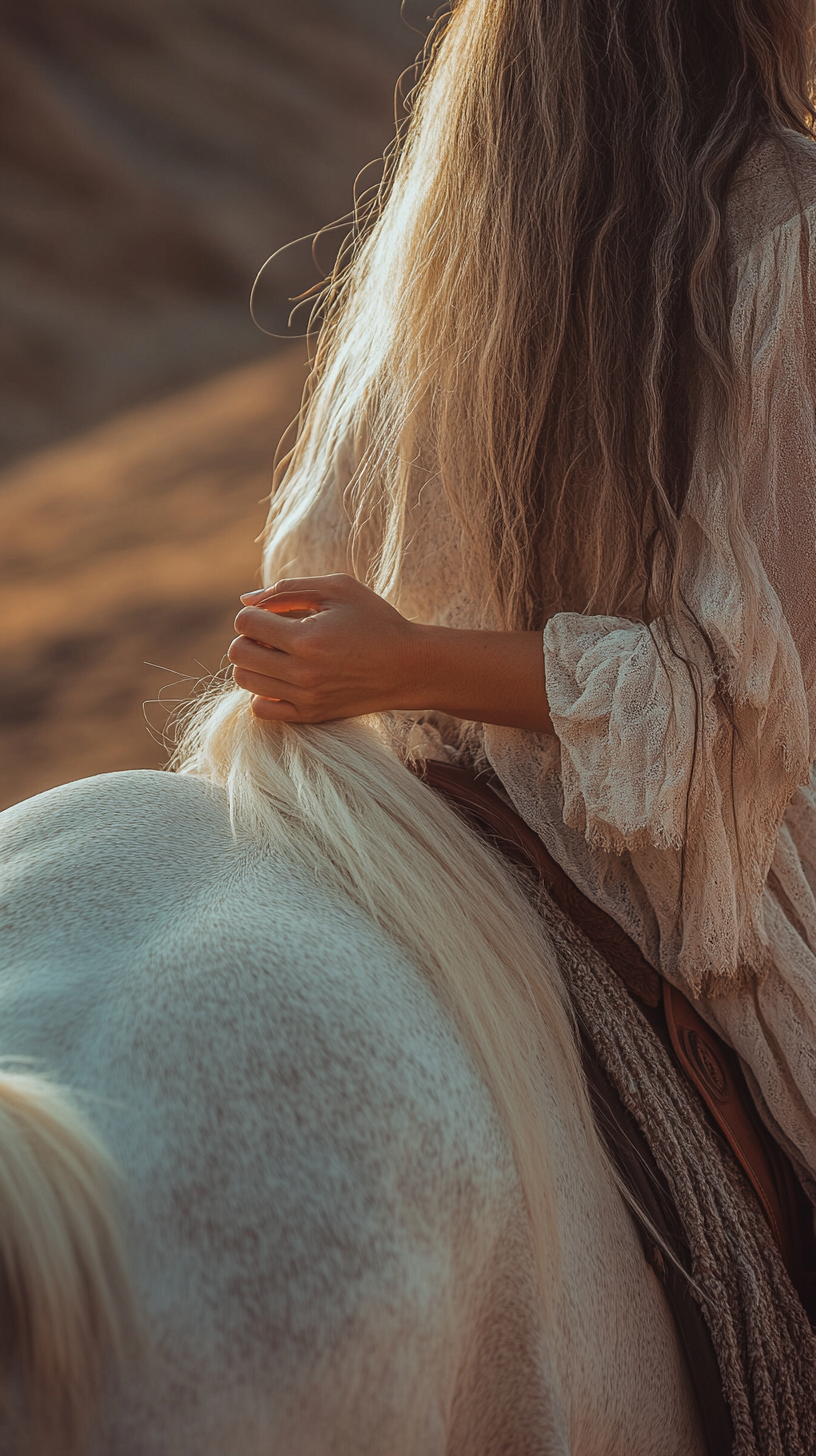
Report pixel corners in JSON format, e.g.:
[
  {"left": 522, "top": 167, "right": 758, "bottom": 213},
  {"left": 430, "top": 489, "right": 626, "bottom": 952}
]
[{"left": 405, "top": 623, "right": 553, "bottom": 734}]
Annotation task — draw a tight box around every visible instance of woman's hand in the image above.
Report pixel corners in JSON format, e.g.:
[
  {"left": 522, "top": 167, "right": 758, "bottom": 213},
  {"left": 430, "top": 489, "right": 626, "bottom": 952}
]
[
  {"left": 229, "top": 574, "right": 426, "bottom": 722},
  {"left": 229, "top": 572, "right": 553, "bottom": 732}
]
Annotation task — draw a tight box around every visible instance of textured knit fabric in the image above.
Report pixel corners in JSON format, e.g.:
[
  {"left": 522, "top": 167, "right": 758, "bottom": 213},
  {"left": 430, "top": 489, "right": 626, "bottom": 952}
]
[{"left": 262, "top": 129, "right": 816, "bottom": 1193}]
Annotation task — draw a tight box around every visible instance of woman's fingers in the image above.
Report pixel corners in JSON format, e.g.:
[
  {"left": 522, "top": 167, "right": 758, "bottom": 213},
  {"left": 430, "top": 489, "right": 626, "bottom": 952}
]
[
  {"left": 233, "top": 605, "right": 302, "bottom": 649},
  {"left": 230, "top": 574, "right": 411, "bottom": 722},
  {"left": 249, "top": 694, "right": 300, "bottom": 721},
  {"left": 230, "top": 661, "right": 296, "bottom": 701},
  {"left": 255, "top": 592, "right": 325, "bottom": 615},
  {"left": 231, "top": 661, "right": 334, "bottom": 723},
  {"left": 241, "top": 589, "right": 324, "bottom": 614},
  {"left": 228, "top": 634, "right": 303, "bottom": 683},
  {"left": 241, "top": 573, "right": 353, "bottom": 607}
]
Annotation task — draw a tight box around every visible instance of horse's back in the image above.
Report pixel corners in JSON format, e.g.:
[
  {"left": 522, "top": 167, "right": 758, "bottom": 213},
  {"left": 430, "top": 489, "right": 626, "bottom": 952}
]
[{"left": 0, "top": 771, "right": 547, "bottom": 1455}]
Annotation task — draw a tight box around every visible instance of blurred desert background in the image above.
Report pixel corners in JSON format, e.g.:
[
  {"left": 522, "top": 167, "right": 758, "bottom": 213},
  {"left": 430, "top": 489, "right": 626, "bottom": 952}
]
[{"left": 0, "top": 0, "right": 423, "bottom": 808}]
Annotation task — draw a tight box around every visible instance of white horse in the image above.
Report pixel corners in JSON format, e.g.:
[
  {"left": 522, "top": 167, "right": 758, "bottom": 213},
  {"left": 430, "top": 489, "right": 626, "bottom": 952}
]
[{"left": 0, "top": 691, "right": 704, "bottom": 1455}]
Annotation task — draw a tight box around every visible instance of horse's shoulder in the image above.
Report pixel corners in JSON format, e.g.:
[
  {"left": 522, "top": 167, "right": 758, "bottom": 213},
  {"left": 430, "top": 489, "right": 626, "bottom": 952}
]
[
  {"left": 0, "top": 770, "right": 495, "bottom": 1133},
  {"left": 0, "top": 773, "right": 519, "bottom": 1291}
]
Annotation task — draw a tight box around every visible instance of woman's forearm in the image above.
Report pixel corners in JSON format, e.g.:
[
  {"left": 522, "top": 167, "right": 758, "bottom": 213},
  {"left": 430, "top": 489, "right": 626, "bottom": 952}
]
[
  {"left": 232, "top": 575, "right": 554, "bottom": 732},
  {"left": 409, "top": 624, "right": 553, "bottom": 734}
]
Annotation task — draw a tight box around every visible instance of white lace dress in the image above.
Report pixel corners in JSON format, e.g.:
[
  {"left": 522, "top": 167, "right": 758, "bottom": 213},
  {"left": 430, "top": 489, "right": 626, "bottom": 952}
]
[{"left": 263, "top": 130, "right": 816, "bottom": 1194}]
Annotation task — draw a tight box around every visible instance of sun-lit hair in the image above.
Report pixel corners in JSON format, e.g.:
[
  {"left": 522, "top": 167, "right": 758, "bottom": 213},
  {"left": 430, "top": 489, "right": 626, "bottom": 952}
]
[
  {"left": 0, "top": 1072, "right": 136, "bottom": 1452},
  {"left": 265, "top": 0, "right": 815, "bottom": 638}
]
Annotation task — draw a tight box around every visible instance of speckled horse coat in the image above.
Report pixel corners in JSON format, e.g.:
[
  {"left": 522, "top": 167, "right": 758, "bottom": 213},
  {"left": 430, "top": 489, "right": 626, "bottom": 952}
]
[{"left": 0, "top": 724, "right": 706, "bottom": 1454}]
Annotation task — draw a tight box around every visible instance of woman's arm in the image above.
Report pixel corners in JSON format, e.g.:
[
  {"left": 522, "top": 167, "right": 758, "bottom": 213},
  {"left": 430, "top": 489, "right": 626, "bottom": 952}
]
[{"left": 229, "top": 573, "right": 553, "bottom": 734}]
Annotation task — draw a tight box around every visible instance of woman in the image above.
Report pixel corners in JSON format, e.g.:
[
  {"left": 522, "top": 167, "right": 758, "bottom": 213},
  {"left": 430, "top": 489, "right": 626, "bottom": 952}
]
[{"left": 229, "top": 0, "right": 816, "bottom": 1194}]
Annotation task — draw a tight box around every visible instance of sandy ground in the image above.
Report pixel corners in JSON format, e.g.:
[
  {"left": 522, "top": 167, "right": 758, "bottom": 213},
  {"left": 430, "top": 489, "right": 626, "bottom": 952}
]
[
  {"left": 0, "top": 0, "right": 418, "bottom": 464},
  {"left": 0, "top": 344, "right": 308, "bottom": 809}
]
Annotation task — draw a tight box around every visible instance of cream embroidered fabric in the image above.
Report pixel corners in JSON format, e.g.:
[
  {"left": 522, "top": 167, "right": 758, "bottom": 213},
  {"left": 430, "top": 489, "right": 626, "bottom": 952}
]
[{"left": 263, "top": 129, "right": 816, "bottom": 1191}]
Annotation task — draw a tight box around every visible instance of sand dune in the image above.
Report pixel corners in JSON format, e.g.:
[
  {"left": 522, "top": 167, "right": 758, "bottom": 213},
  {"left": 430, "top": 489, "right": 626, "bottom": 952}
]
[
  {"left": 0, "top": 0, "right": 420, "bottom": 463},
  {"left": 0, "top": 345, "right": 308, "bottom": 808},
  {"left": 0, "top": 1, "right": 422, "bottom": 806}
]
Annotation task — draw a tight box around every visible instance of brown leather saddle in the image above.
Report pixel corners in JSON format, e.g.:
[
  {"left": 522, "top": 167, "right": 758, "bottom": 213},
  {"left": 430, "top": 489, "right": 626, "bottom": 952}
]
[{"left": 417, "top": 758, "right": 816, "bottom": 1455}]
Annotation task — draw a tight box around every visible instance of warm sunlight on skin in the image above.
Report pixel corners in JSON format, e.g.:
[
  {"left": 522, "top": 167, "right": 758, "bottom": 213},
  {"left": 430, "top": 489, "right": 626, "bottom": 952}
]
[{"left": 228, "top": 573, "right": 553, "bottom": 732}]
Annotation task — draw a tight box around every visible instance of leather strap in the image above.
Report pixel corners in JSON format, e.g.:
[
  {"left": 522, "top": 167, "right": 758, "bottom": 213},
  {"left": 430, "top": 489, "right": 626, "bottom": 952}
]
[
  {"left": 662, "top": 981, "right": 797, "bottom": 1274},
  {"left": 418, "top": 759, "right": 662, "bottom": 1006}
]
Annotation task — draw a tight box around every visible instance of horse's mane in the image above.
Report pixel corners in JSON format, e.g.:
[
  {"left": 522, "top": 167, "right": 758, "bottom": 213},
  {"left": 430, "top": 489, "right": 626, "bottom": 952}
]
[{"left": 172, "top": 688, "right": 596, "bottom": 1305}]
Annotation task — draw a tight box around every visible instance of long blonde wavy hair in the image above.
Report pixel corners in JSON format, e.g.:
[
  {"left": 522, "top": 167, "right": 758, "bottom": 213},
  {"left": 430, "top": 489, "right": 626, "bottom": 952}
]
[
  {"left": 173, "top": 1, "right": 816, "bottom": 1299},
  {"left": 267, "top": 0, "right": 815, "bottom": 636}
]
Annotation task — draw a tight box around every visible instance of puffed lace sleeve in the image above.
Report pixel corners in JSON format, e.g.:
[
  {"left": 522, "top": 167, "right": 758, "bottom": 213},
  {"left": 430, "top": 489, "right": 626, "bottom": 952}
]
[{"left": 486, "top": 181, "right": 816, "bottom": 1004}]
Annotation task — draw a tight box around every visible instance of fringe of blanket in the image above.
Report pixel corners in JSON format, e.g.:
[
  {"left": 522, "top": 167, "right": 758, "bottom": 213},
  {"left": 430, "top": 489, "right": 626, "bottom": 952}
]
[{"left": 542, "top": 894, "right": 816, "bottom": 1456}]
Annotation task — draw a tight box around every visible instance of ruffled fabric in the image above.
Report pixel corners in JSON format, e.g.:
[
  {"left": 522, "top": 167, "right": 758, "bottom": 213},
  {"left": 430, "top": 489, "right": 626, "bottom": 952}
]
[
  {"left": 536, "top": 599, "right": 809, "bottom": 997},
  {"left": 542, "top": 615, "right": 704, "bottom": 857}
]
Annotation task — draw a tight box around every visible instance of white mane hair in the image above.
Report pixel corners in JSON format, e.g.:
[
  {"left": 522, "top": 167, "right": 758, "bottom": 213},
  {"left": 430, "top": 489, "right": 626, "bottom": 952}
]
[
  {"left": 0, "top": 1073, "right": 134, "bottom": 1451},
  {"left": 173, "top": 686, "right": 596, "bottom": 1303}
]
